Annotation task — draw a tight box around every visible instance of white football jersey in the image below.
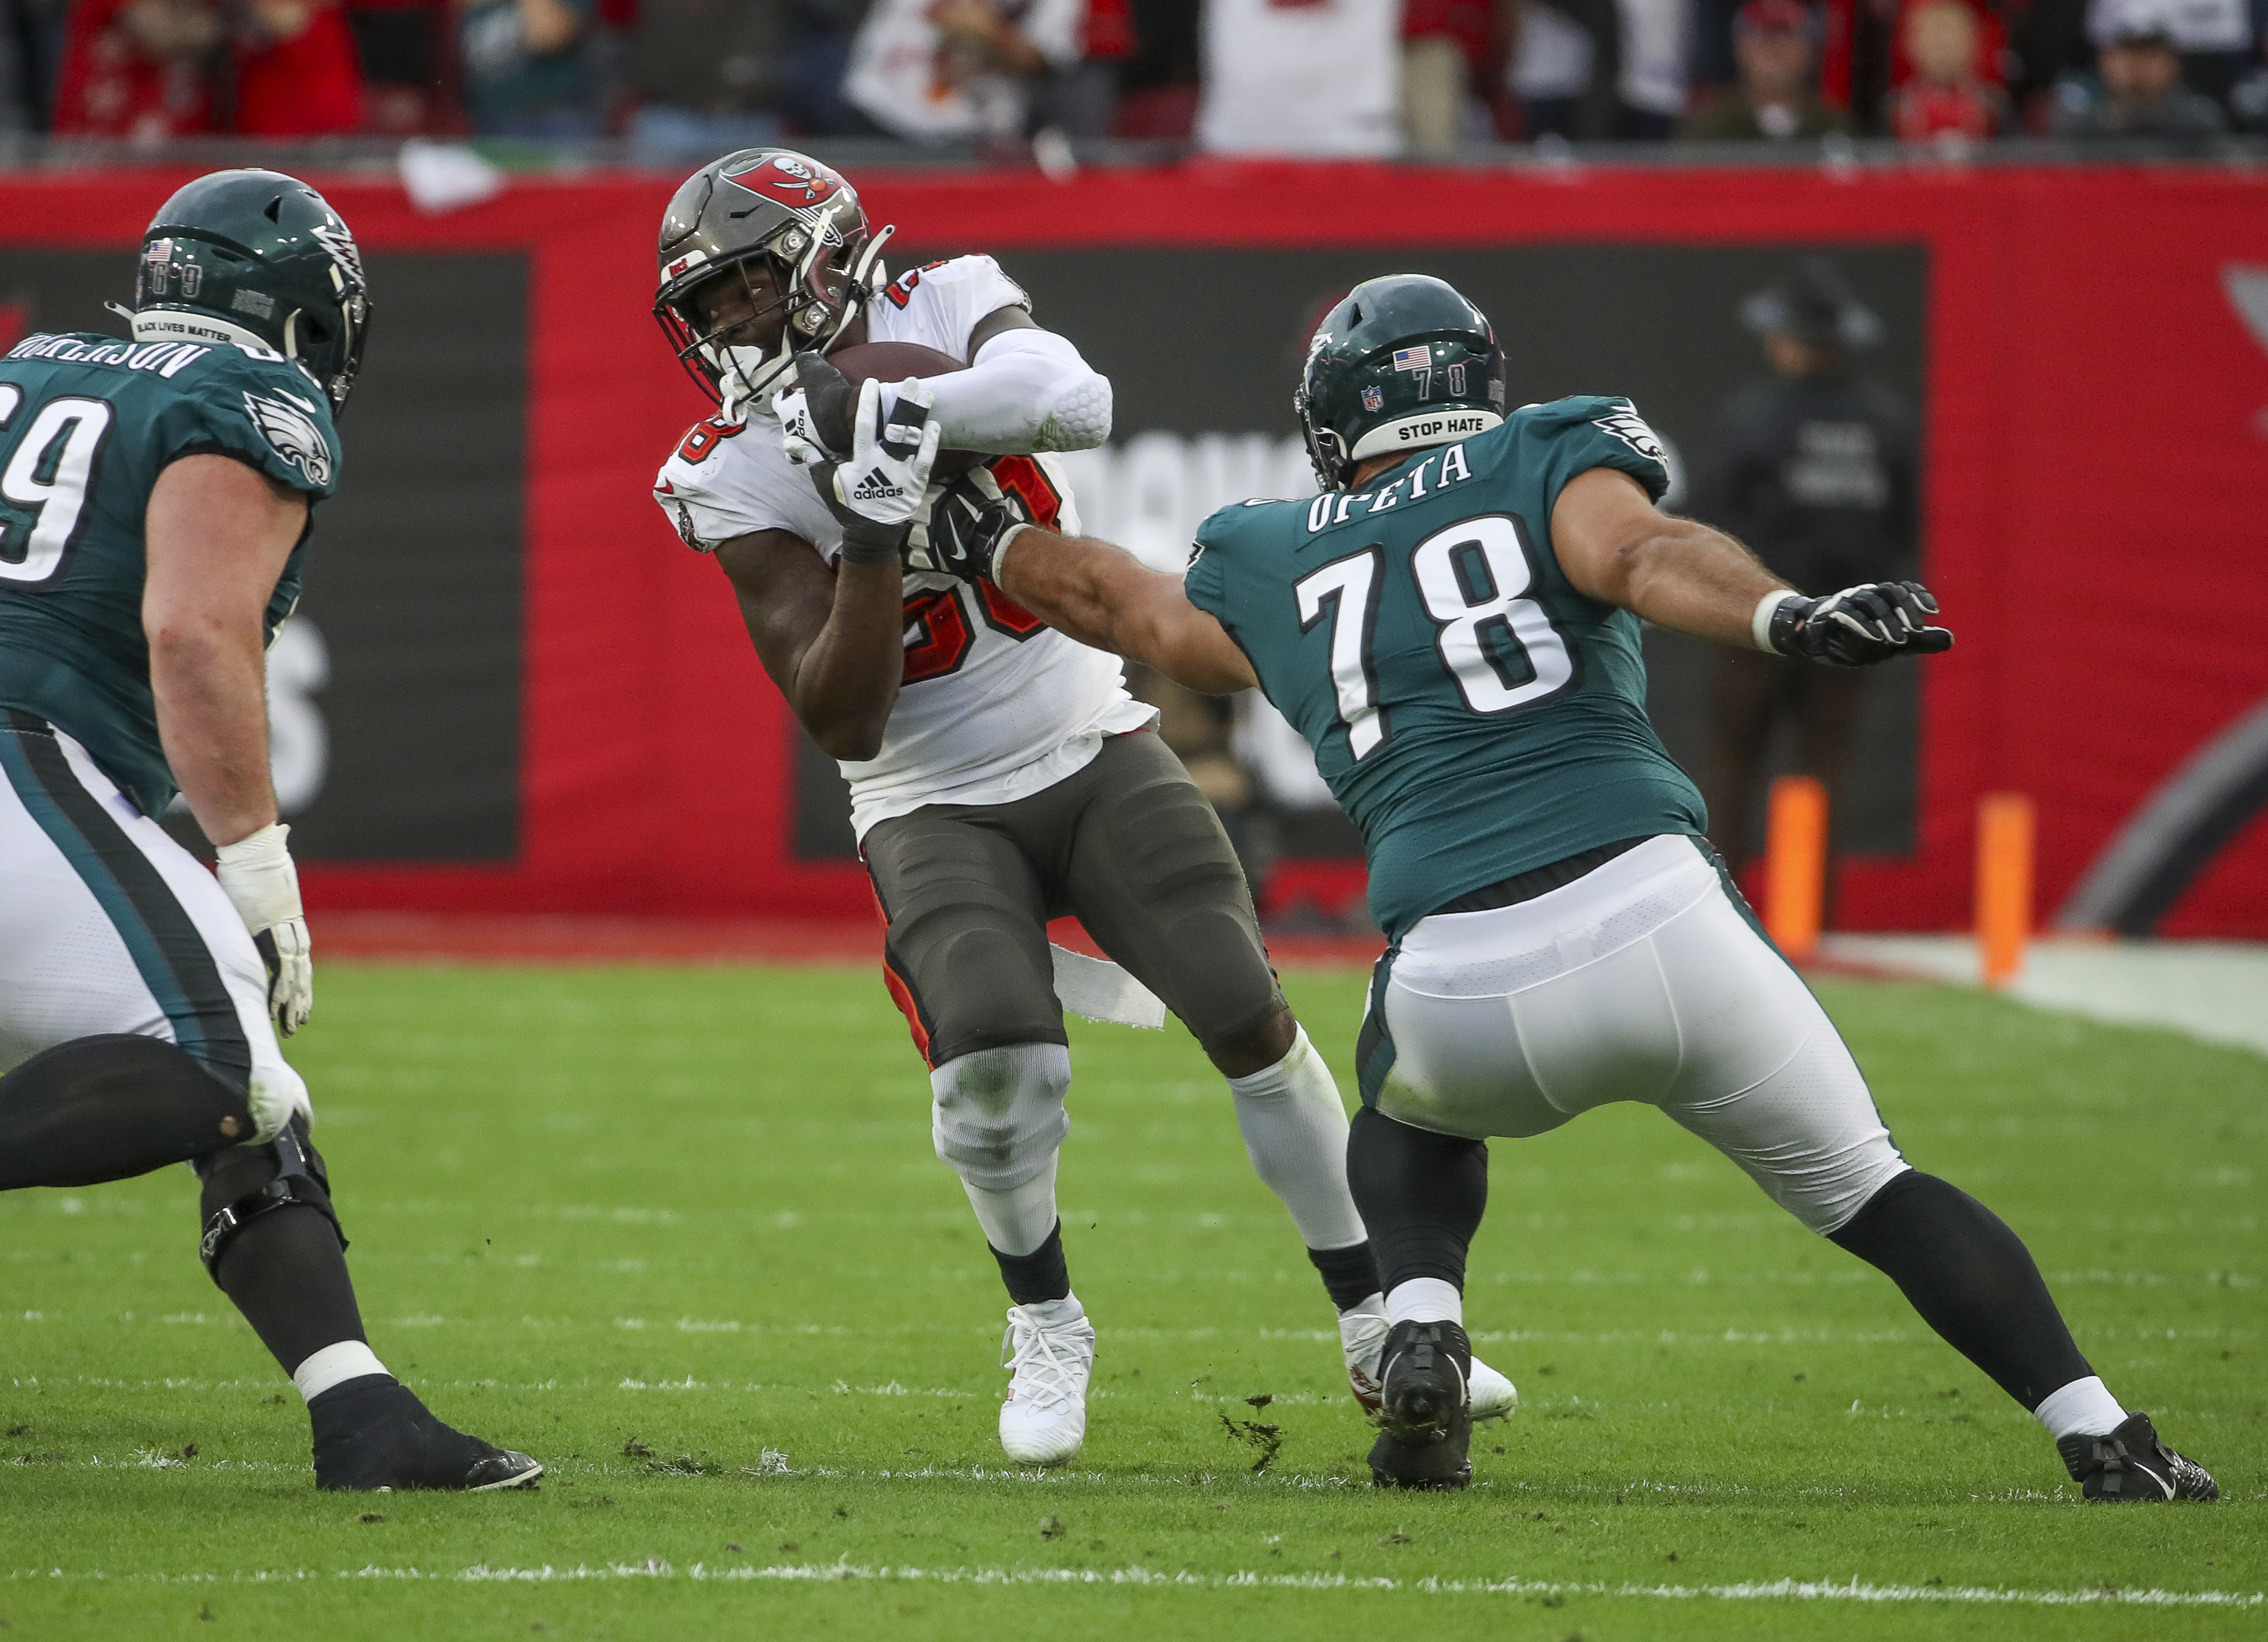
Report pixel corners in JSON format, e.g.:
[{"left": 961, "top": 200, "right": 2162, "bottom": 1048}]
[{"left": 653, "top": 254, "right": 1153, "bottom": 839}]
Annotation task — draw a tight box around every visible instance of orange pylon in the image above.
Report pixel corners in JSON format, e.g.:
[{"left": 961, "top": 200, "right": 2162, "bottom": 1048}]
[
  {"left": 1764, "top": 775, "right": 1828, "bottom": 962},
  {"left": 1978, "top": 793, "right": 2035, "bottom": 987}
]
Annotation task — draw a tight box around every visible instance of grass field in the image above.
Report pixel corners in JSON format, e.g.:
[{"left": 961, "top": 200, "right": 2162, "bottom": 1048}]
[{"left": 2, "top": 963, "right": 2261, "bottom": 1640}]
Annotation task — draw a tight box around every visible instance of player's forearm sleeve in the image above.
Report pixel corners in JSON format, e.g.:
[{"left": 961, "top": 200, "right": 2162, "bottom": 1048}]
[{"left": 921, "top": 328, "right": 1113, "bottom": 455}]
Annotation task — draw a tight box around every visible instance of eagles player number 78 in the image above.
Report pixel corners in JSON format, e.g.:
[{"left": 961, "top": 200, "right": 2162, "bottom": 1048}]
[
  {"left": 915, "top": 271, "right": 2216, "bottom": 1505},
  {"left": 1297, "top": 512, "right": 1575, "bottom": 758}
]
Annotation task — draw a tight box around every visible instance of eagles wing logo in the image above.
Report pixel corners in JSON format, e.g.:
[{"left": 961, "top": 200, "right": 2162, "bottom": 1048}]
[
  {"left": 1592, "top": 405, "right": 1668, "bottom": 466},
  {"left": 243, "top": 390, "right": 333, "bottom": 487},
  {"left": 309, "top": 223, "right": 365, "bottom": 289},
  {"left": 720, "top": 156, "right": 842, "bottom": 209}
]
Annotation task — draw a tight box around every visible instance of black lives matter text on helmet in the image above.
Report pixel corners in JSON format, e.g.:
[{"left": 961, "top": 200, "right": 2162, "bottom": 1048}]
[
  {"left": 1295, "top": 275, "right": 1508, "bottom": 491},
  {"left": 652, "top": 148, "right": 896, "bottom": 420},
  {"left": 129, "top": 169, "right": 372, "bottom": 416}
]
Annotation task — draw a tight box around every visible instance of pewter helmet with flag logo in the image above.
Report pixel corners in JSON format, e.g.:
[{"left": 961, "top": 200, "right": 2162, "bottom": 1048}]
[
  {"left": 652, "top": 148, "right": 894, "bottom": 418},
  {"left": 133, "top": 169, "right": 372, "bottom": 415}
]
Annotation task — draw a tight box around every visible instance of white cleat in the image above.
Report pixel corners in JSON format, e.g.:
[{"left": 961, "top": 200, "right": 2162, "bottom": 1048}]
[
  {"left": 997, "top": 1302, "right": 1094, "bottom": 1467},
  {"left": 1341, "top": 1297, "right": 1517, "bottom": 1423}
]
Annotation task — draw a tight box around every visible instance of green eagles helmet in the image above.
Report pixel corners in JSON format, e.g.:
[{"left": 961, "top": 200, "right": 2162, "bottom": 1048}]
[
  {"left": 1294, "top": 275, "right": 1506, "bottom": 489},
  {"left": 131, "top": 169, "right": 371, "bottom": 414}
]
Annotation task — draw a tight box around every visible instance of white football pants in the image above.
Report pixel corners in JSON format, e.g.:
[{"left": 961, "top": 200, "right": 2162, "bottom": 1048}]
[
  {"left": 0, "top": 718, "right": 308, "bottom": 1141},
  {"left": 1370, "top": 834, "right": 1907, "bottom": 1234}
]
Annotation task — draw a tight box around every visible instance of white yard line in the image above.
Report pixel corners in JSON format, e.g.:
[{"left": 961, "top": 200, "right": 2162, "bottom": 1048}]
[
  {"left": 1823, "top": 936, "right": 2268, "bottom": 1058},
  {"left": 7, "top": 1562, "right": 2260, "bottom": 1608}
]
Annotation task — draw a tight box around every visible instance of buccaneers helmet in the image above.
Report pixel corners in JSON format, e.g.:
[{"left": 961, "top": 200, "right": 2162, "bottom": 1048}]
[
  {"left": 653, "top": 148, "right": 894, "bottom": 417},
  {"left": 133, "top": 169, "right": 372, "bottom": 414},
  {"left": 1294, "top": 275, "right": 1505, "bottom": 489}
]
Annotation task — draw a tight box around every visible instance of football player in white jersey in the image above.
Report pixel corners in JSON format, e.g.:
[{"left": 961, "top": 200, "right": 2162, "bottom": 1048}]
[{"left": 648, "top": 150, "right": 1514, "bottom": 1466}]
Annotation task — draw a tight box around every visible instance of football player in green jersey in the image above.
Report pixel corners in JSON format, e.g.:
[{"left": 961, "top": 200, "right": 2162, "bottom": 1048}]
[
  {"left": 910, "top": 274, "right": 2217, "bottom": 1503},
  {"left": 0, "top": 171, "right": 540, "bottom": 1491}
]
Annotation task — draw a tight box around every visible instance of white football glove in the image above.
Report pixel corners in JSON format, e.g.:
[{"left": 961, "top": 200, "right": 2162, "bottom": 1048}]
[
  {"left": 214, "top": 822, "right": 312, "bottom": 1037},
  {"left": 804, "top": 376, "right": 942, "bottom": 565}
]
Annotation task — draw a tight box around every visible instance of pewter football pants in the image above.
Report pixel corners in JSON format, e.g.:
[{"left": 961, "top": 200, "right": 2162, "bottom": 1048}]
[
  {"left": 0, "top": 715, "right": 309, "bottom": 1141},
  {"left": 1365, "top": 834, "right": 1907, "bottom": 1234}
]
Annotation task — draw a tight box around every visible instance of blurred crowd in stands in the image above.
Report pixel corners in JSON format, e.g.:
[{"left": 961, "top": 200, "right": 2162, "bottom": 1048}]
[{"left": 1, "top": 0, "right": 2260, "bottom": 150}]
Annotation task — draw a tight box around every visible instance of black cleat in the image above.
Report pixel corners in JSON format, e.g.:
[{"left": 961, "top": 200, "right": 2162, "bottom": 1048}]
[
  {"left": 311, "top": 1375, "right": 543, "bottom": 1492},
  {"left": 2058, "top": 1412, "right": 2217, "bottom": 1502},
  {"left": 1367, "top": 1319, "right": 1473, "bottom": 1491}
]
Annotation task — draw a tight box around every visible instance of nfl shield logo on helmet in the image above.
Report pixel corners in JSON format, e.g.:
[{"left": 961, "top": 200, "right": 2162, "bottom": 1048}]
[
  {"left": 1361, "top": 386, "right": 1384, "bottom": 411},
  {"left": 1392, "top": 346, "right": 1429, "bottom": 372}
]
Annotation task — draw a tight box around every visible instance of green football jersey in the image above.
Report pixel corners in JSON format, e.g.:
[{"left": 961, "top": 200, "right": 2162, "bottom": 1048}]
[
  {"left": 1184, "top": 395, "right": 1706, "bottom": 940},
  {"left": 0, "top": 331, "right": 339, "bottom": 816}
]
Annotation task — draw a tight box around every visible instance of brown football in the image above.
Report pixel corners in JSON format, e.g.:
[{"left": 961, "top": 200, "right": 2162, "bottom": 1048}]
[{"left": 822, "top": 340, "right": 984, "bottom": 481}]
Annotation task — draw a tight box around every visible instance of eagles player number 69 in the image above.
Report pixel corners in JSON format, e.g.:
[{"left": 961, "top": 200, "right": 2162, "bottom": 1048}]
[{"left": 0, "top": 393, "right": 113, "bottom": 584}]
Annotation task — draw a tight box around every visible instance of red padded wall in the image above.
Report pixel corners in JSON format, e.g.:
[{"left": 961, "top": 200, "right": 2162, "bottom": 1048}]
[{"left": 5, "top": 163, "right": 2264, "bottom": 932}]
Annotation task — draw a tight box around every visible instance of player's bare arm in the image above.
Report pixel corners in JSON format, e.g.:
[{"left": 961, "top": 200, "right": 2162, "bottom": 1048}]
[
  {"left": 1550, "top": 463, "right": 1953, "bottom": 666},
  {"left": 143, "top": 453, "right": 303, "bottom": 848},
  {"left": 993, "top": 528, "right": 1258, "bottom": 695},
  {"left": 714, "top": 527, "right": 907, "bottom": 761},
  {"left": 144, "top": 450, "right": 317, "bottom": 1036},
  {"left": 1549, "top": 465, "right": 1786, "bottom": 646}
]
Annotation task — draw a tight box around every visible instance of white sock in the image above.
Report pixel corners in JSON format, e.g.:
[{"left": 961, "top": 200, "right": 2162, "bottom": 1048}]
[
  {"left": 292, "top": 1340, "right": 389, "bottom": 1402},
  {"left": 1017, "top": 1293, "right": 1086, "bottom": 1327},
  {"left": 961, "top": 1154, "right": 1061, "bottom": 1256},
  {"left": 2033, "top": 1375, "right": 2127, "bottom": 1440},
  {"left": 1386, "top": 1277, "right": 1463, "bottom": 1328},
  {"left": 1226, "top": 1026, "right": 1367, "bottom": 1250}
]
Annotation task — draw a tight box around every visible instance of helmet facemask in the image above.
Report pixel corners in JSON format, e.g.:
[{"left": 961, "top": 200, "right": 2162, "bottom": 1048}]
[
  {"left": 658, "top": 219, "right": 893, "bottom": 420},
  {"left": 1295, "top": 385, "right": 1355, "bottom": 491}
]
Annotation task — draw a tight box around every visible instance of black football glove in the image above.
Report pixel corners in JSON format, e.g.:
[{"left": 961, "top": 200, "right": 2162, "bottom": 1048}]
[
  {"left": 1764, "top": 580, "right": 1954, "bottom": 667},
  {"left": 906, "top": 465, "right": 1037, "bottom": 583},
  {"left": 780, "top": 349, "right": 860, "bottom": 460},
  {"left": 804, "top": 376, "right": 941, "bottom": 566}
]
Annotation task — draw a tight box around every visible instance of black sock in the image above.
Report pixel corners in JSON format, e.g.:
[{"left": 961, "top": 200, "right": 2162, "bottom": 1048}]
[
  {"left": 990, "top": 1220, "right": 1071, "bottom": 1306},
  {"left": 0, "top": 1035, "right": 251, "bottom": 1190},
  {"left": 1346, "top": 1107, "right": 1488, "bottom": 1291},
  {"left": 1829, "top": 1170, "right": 2093, "bottom": 1409},
  {"left": 1307, "top": 1240, "right": 1383, "bottom": 1311},
  {"left": 199, "top": 1135, "right": 369, "bottom": 1376}
]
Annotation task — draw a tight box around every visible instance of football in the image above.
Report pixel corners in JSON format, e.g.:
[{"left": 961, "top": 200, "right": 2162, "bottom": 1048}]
[{"left": 822, "top": 339, "right": 986, "bottom": 481}]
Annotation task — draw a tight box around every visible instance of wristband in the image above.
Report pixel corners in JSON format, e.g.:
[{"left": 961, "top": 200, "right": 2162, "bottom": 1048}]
[
  {"left": 988, "top": 521, "right": 1036, "bottom": 585},
  {"left": 1752, "top": 588, "right": 1803, "bottom": 655}
]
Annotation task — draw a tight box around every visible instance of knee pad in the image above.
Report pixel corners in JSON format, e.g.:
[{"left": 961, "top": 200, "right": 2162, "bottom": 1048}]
[
  {"left": 930, "top": 1042, "right": 1071, "bottom": 1193},
  {"left": 193, "top": 1114, "right": 348, "bottom": 1282}
]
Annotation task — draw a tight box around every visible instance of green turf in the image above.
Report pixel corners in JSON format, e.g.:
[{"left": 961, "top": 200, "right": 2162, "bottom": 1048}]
[{"left": 2, "top": 965, "right": 2261, "bottom": 1640}]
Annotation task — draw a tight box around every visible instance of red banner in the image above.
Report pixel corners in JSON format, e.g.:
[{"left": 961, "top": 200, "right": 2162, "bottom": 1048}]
[{"left": 5, "top": 163, "right": 2266, "bottom": 935}]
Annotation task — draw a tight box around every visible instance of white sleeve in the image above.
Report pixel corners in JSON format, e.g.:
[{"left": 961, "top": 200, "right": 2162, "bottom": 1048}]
[
  {"left": 873, "top": 253, "right": 1111, "bottom": 452},
  {"left": 921, "top": 327, "right": 1114, "bottom": 455},
  {"left": 653, "top": 422, "right": 841, "bottom": 557}
]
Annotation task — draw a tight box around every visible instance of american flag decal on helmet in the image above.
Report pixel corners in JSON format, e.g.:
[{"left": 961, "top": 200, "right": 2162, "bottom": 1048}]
[{"left": 1392, "top": 346, "right": 1429, "bottom": 371}]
